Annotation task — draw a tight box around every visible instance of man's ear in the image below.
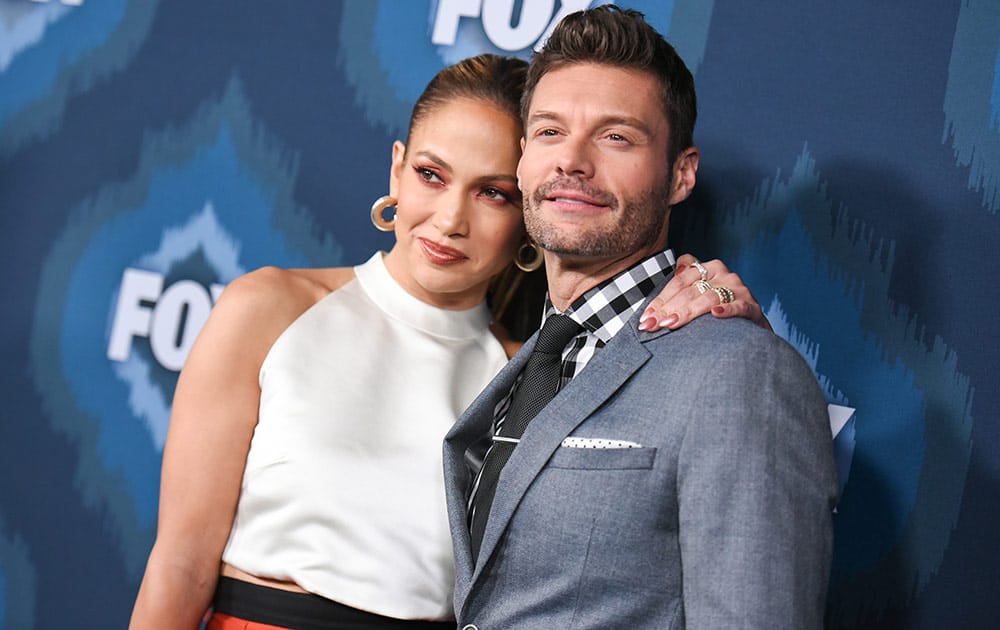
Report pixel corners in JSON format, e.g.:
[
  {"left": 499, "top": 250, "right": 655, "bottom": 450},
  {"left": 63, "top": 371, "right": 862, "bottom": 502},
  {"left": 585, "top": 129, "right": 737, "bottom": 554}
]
[
  {"left": 668, "top": 146, "right": 700, "bottom": 206},
  {"left": 389, "top": 140, "right": 406, "bottom": 199}
]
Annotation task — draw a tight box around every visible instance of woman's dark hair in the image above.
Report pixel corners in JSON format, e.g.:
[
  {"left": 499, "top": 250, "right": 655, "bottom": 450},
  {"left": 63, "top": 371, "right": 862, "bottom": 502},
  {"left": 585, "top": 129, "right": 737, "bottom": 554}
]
[
  {"left": 522, "top": 5, "right": 697, "bottom": 165},
  {"left": 407, "top": 54, "right": 527, "bottom": 145}
]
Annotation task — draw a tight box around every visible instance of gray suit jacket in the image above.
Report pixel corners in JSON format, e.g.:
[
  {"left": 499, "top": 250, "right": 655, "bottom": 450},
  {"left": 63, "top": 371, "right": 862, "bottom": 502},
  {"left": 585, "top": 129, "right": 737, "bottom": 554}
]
[{"left": 443, "top": 294, "right": 839, "bottom": 629}]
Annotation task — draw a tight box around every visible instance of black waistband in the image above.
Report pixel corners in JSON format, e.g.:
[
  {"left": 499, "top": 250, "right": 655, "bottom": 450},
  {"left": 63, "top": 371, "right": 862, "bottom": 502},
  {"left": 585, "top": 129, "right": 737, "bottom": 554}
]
[{"left": 211, "top": 576, "right": 455, "bottom": 630}]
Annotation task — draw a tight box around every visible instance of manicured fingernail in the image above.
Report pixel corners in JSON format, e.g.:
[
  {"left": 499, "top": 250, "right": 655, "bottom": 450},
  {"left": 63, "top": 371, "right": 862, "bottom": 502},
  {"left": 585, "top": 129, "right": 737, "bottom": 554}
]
[
  {"left": 639, "top": 309, "right": 656, "bottom": 331},
  {"left": 662, "top": 313, "right": 679, "bottom": 329}
]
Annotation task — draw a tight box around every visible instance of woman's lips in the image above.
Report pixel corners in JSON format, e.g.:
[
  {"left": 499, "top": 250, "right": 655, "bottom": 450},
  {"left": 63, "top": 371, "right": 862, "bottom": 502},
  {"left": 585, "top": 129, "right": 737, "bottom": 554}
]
[{"left": 419, "top": 238, "right": 468, "bottom": 264}]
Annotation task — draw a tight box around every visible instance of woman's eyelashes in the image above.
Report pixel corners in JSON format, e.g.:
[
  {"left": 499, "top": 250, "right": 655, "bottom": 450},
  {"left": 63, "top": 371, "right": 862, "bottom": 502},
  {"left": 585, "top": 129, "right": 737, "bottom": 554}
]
[{"left": 415, "top": 166, "right": 444, "bottom": 185}]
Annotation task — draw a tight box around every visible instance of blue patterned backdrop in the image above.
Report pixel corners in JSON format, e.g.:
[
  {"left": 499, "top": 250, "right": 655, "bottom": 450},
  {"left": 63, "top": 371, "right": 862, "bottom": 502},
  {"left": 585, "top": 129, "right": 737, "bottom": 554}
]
[{"left": 1, "top": 1, "right": 996, "bottom": 627}]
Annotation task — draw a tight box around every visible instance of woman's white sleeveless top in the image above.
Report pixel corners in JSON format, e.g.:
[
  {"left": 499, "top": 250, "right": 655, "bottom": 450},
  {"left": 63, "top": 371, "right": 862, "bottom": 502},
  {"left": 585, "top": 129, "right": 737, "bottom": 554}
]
[{"left": 221, "top": 252, "right": 508, "bottom": 620}]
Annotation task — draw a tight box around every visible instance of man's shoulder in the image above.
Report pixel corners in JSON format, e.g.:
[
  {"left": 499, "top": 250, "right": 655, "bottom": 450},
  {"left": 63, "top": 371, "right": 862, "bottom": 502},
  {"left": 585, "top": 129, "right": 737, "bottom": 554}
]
[
  {"left": 645, "top": 313, "right": 779, "bottom": 352},
  {"left": 641, "top": 315, "right": 817, "bottom": 383}
]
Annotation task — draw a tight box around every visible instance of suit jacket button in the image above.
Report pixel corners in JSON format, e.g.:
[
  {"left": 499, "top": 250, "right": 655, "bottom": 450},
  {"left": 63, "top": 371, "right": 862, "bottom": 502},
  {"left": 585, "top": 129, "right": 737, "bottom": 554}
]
[{"left": 461, "top": 625, "right": 479, "bottom": 630}]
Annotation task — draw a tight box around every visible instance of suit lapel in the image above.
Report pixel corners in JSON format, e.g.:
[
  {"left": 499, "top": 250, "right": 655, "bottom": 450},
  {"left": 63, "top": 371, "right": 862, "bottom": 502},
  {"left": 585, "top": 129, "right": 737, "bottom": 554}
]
[
  {"left": 446, "top": 338, "right": 535, "bottom": 604},
  {"left": 467, "top": 323, "right": 654, "bottom": 589}
]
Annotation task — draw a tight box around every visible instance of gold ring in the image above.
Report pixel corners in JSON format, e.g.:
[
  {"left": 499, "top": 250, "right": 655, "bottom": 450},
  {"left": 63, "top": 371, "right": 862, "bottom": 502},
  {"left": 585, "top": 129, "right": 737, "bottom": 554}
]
[
  {"left": 691, "top": 260, "right": 709, "bottom": 282},
  {"left": 694, "top": 279, "right": 712, "bottom": 294},
  {"left": 712, "top": 286, "right": 735, "bottom": 304}
]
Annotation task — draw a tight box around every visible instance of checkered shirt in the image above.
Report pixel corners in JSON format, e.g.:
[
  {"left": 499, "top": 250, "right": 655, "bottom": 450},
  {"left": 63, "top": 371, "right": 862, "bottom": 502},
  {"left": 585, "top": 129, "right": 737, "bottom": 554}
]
[{"left": 491, "top": 248, "right": 676, "bottom": 434}]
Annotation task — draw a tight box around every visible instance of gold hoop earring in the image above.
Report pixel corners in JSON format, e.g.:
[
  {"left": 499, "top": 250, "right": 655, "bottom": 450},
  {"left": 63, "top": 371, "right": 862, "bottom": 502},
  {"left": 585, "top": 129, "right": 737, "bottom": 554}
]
[
  {"left": 515, "top": 239, "right": 543, "bottom": 272},
  {"left": 371, "top": 195, "right": 396, "bottom": 232}
]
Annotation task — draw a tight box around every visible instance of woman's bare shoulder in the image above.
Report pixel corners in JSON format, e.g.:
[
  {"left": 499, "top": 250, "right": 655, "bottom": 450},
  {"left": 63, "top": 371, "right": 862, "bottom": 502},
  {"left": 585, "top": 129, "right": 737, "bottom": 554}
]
[
  {"left": 209, "top": 265, "right": 356, "bottom": 343},
  {"left": 225, "top": 265, "right": 353, "bottom": 304},
  {"left": 285, "top": 266, "right": 356, "bottom": 294}
]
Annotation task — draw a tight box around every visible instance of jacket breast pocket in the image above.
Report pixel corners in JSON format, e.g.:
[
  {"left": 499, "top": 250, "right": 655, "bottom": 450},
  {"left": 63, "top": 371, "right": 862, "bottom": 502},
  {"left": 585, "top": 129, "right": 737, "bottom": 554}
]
[{"left": 548, "top": 446, "right": 656, "bottom": 470}]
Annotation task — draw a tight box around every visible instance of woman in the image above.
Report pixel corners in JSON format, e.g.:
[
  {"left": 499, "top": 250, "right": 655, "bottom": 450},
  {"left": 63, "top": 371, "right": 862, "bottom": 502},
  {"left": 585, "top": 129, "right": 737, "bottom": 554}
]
[{"left": 129, "top": 54, "right": 762, "bottom": 629}]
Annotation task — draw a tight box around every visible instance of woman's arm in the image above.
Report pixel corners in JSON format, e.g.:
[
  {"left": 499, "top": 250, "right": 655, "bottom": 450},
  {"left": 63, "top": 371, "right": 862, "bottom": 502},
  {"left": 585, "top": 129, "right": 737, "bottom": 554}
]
[
  {"left": 640, "top": 254, "right": 772, "bottom": 332},
  {"left": 129, "top": 268, "right": 320, "bottom": 629}
]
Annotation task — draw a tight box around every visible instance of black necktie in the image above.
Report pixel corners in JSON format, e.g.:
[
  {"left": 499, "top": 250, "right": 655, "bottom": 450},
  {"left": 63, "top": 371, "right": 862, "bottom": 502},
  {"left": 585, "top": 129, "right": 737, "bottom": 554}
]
[{"left": 468, "top": 314, "right": 582, "bottom": 558}]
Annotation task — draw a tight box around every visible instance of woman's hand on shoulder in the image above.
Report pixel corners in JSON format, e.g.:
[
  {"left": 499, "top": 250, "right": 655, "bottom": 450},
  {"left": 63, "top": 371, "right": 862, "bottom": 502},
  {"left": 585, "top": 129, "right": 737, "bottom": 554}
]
[{"left": 638, "top": 254, "right": 773, "bottom": 333}]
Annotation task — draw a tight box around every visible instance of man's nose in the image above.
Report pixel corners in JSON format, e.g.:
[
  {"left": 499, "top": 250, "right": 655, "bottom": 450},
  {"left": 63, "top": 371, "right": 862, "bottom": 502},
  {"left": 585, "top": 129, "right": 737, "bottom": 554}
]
[{"left": 555, "top": 135, "right": 595, "bottom": 178}]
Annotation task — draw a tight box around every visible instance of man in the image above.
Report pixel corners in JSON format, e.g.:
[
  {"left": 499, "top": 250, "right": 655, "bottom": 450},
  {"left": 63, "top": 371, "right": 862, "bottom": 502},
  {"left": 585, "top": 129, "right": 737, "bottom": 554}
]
[{"left": 443, "top": 5, "right": 838, "bottom": 629}]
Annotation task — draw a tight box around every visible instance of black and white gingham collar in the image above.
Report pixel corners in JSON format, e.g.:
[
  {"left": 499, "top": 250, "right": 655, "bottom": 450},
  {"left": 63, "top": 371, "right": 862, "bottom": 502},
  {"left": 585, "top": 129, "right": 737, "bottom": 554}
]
[{"left": 546, "top": 249, "right": 676, "bottom": 345}]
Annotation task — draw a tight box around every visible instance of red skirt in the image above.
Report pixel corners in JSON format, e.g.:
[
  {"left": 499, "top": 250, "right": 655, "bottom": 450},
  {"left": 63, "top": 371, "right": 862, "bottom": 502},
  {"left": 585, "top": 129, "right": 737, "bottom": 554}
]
[{"left": 206, "top": 611, "right": 289, "bottom": 630}]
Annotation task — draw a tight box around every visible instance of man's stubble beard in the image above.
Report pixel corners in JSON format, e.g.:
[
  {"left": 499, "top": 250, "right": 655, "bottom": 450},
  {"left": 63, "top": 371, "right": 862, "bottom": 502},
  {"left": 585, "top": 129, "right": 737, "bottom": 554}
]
[{"left": 523, "top": 179, "right": 672, "bottom": 258}]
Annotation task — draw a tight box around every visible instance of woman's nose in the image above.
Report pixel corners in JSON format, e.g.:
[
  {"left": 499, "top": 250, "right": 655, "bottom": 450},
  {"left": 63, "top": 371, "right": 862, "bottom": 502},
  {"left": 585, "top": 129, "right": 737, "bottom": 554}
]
[{"left": 433, "top": 191, "right": 470, "bottom": 236}]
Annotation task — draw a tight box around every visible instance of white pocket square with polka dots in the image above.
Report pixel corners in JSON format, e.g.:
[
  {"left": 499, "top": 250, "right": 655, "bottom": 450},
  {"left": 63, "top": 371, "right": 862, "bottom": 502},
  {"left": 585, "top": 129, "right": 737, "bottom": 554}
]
[{"left": 561, "top": 437, "right": 643, "bottom": 449}]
